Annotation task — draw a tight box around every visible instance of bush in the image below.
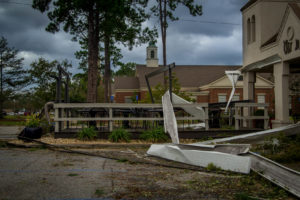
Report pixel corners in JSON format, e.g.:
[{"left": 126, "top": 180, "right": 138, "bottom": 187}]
[
  {"left": 25, "top": 114, "right": 40, "bottom": 128},
  {"left": 140, "top": 126, "right": 168, "bottom": 142},
  {"left": 77, "top": 126, "right": 97, "bottom": 140},
  {"left": 206, "top": 162, "right": 221, "bottom": 171},
  {"left": 261, "top": 133, "right": 300, "bottom": 163},
  {"left": 109, "top": 128, "right": 131, "bottom": 142}
]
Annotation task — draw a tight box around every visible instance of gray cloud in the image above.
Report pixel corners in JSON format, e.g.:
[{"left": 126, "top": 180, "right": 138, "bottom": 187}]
[
  {"left": 0, "top": 0, "right": 80, "bottom": 73},
  {"left": 1, "top": 0, "right": 247, "bottom": 75}
]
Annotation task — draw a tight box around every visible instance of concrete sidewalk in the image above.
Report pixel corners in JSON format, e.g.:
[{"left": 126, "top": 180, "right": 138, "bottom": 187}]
[{"left": 0, "top": 126, "right": 23, "bottom": 140}]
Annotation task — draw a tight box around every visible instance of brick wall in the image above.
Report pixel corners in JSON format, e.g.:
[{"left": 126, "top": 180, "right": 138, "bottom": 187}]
[
  {"left": 254, "top": 88, "right": 275, "bottom": 112},
  {"left": 140, "top": 91, "right": 148, "bottom": 100},
  {"left": 115, "top": 88, "right": 275, "bottom": 112},
  {"left": 197, "top": 95, "right": 209, "bottom": 103},
  {"left": 115, "top": 92, "right": 136, "bottom": 103},
  {"left": 195, "top": 88, "right": 274, "bottom": 111}
]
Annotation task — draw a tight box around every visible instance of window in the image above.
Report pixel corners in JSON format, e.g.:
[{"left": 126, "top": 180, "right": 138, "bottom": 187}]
[
  {"left": 232, "top": 95, "right": 240, "bottom": 101},
  {"left": 257, "top": 95, "right": 265, "bottom": 104},
  {"left": 251, "top": 15, "right": 256, "bottom": 42},
  {"left": 124, "top": 96, "right": 133, "bottom": 103},
  {"left": 218, "top": 94, "right": 227, "bottom": 103},
  {"left": 247, "top": 15, "right": 256, "bottom": 44},
  {"left": 247, "top": 18, "right": 251, "bottom": 44},
  {"left": 257, "top": 94, "right": 265, "bottom": 109},
  {"left": 150, "top": 50, "right": 155, "bottom": 59}
]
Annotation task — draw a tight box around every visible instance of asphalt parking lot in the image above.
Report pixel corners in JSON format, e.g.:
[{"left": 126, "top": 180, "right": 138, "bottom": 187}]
[{"left": 0, "top": 146, "right": 297, "bottom": 200}]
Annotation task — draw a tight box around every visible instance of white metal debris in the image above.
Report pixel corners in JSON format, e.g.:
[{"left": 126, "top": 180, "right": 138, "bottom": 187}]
[
  {"left": 171, "top": 93, "right": 205, "bottom": 121},
  {"left": 225, "top": 70, "right": 241, "bottom": 113},
  {"left": 195, "top": 122, "right": 300, "bottom": 145},
  {"left": 162, "top": 92, "right": 179, "bottom": 144},
  {"left": 147, "top": 144, "right": 251, "bottom": 174}
]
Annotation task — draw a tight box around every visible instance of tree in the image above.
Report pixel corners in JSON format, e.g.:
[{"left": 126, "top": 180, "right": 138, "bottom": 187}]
[
  {"left": 28, "top": 58, "right": 72, "bottom": 109},
  {"left": 114, "top": 62, "right": 136, "bottom": 77},
  {"left": 100, "top": 1, "right": 157, "bottom": 102},
  {"left": 0, "top": 36, "right": 28, "bottom": 118},
  {"left": 33, "top": 0, "right": 100, "bottom": 103},
  {"left": 142, "top": 73, "right": 192, "bottom": 103},
  {"left": 151, "top": 0, "right": 202, "bottom": 84}
]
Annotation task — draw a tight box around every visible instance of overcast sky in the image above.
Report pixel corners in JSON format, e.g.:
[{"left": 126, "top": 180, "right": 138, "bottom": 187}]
[{"left": 0, "top": 0, "right": 248, "bottom": 75}]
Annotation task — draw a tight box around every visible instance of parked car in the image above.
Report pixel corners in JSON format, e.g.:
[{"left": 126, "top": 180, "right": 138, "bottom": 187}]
[
  {"left": 18, "top": 111, "right": 24, "bottom": 115},
  {"left": 7, "top": 112, "right": 15, "bottom": 116},
  {"left": 24, "top": 111, "right": 31, "bottom": 116},
  {"left": 2, "top": 111, "right": 7, "bottom": 116}
]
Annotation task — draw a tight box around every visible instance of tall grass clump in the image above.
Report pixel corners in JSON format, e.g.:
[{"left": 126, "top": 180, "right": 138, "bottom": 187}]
[
  {"left": 25, "top": 114, "right": 41, "bottom": 128},
  {"left": 109, "top": 128, "right": 131, "bottom": 142},
  {"left": 77, "top": 126, "right": 97, "bottom": 140},
  {"left": 140, "top": 126, "right": 168, "bottom": 142}
]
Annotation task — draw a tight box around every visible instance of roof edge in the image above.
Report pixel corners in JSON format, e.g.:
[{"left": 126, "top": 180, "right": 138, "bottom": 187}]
[{"left": 241, "top": 0, "right": 258, "bottom": 12}]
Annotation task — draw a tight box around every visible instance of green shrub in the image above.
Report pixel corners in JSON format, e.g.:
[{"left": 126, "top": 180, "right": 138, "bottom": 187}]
[
  {"left": 260, "top": 133, "right": 300, "bottom": 163},
  {"left": 206, "top": 162, "right": 221, "bottom": 171},
  {"left": 140, "top": 127, "right": 168, "bottom": 142},
  {"left": 109, "top": 128, "right": 131, "bottom": 142},
  {"left": 25, "top": 114, "right": 40, "bottom": 128},
  {"left": 77, "top": 126, "right": 97, "bottom": 140}
]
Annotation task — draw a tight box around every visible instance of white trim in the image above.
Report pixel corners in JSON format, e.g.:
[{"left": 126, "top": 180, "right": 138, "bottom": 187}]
[{"left": 115, "top": 89, "right": 140, "bottom": 92}]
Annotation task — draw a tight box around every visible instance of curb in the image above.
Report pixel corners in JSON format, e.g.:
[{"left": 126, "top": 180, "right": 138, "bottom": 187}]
[{"left": 4, "top": 141, "right": 151, "bottom": 149}]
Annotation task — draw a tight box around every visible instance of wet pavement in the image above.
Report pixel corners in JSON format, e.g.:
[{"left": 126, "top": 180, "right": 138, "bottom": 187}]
[
  {"left": 0, "top": 126, "right": 23, "bottom": 140},
  {"left": 0, "top": 147, "right": 297, "bottom": 200}
]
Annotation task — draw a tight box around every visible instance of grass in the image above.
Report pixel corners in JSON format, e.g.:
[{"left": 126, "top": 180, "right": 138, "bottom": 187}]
[
  {"left": 0, "top": 141, "right": 7, "bottom": 148},
  {"left": 251, "top": 133, "right": 300, "bottom": 164},
  {"left": 140, "top": 126, "right": 168, "bottom": 142},
  {"left": 27, "top": 146, "right": 46, "bottom": 151},
  {"left": 117, "top": 158, "right": 128, "bottom": 163},
  {"left": 77, "top": 126, "right": 97, "bottom": 140},
  {"left": 235, "top": 192, "right": 260, "bottom": 200},
  {"left": 0, "top": 120, "right": 25, "bottom": 126},
  {"left": 67, "top": 173, "right": 79, "bottom": 177},
  {"left": 109, "top": 128, "right": 131, "bottom": 142},
  {"left": 95, "top": 188, "right": 105, "bottom": 197},
  {"left": 206, "top": 162, "right": 222, "bottom": 172}
]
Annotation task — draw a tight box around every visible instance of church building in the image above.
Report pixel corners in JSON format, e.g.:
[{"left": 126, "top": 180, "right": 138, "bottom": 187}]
[
  {"left": 113, "top": 43, "right": 275, "bottom": 110},
  {"left": 240, "top": 0, "right": 300, "bottom": 127}
]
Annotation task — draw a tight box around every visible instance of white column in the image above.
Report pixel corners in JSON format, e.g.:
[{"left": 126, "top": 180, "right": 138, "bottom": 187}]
[
  {"left": 243, "top": 71, "right": 255, "bottom": 101},
  {"left": 243, "top": 72, "right": 256, "bottom": 128},
  {"left": 272, "top": 62, "right": 290, "bottom": 128}
]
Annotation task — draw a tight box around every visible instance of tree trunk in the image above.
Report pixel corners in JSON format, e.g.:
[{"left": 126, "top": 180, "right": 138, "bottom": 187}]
[
  {"left": 104, "top": 34, "right": 111, "bottom": 103},
  {"left": 0, "top": 54, "right": 3, "bottom": 118},
  {"left": 87, "top": 4, "right": 99, "bottom": 103},
  {"left": 162, "top": 0, "right": 167, "bottom": 67},
  {"left": 159, "top": 0, "right": 168, "bottom": 87}
]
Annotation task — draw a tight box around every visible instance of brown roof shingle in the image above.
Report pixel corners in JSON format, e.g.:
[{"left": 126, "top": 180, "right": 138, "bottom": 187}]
[
  {"left": 136, "top": 65, "right": 241, "bottom": 89},
  {"left": 241, "top": 0, "right": 257, "bottom": 12},
  {"left": 289, "top": 3, "right": 300, "bottom": 20},
  {"left": 114, "top": 76, "right": 139, "bottom": 90}
]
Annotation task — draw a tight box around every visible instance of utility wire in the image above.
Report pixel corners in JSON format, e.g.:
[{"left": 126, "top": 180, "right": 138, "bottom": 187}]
[
  {"left": 0, "top": 0, "right": 31, "bottom": 6},
  {"left": 180, "top": 19, "right": 241, "bottom": 26},
  {"left": 0, "top": 0, "right": 241, "bottom": 26}
]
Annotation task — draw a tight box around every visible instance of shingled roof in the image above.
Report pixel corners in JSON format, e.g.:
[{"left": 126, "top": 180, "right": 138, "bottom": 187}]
[
  {"left": 241, "top": 0, "right": 257, "bottom": 11},
  {"left": 136, "top": 65, "right": 242, "bottom": 89},
  {"left": 114, "top": 76, "right": 140, "bottom": 90},
  {"left": 113, "top": 65, "right": 241, "bottom": 91}
]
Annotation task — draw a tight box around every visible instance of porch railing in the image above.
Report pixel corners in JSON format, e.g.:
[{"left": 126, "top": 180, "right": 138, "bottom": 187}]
[
  {"left": 235, "top": 103, "right": 269, "bottom": 130},
  {"left": 54, "top": 103, "right": 209, "bottom": 133}
]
